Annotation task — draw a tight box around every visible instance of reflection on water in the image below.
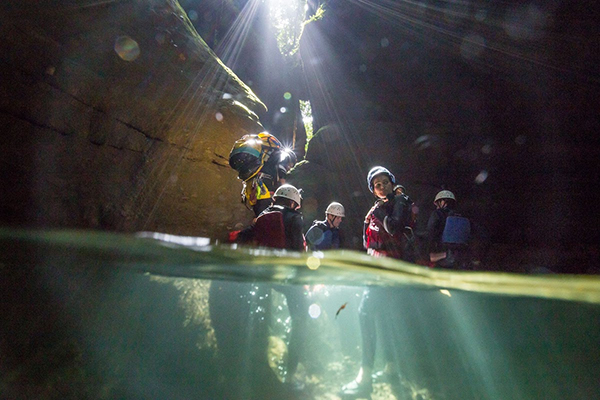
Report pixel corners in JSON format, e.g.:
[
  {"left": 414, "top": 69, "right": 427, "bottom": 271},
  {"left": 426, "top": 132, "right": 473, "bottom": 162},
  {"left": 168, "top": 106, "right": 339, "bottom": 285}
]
[{"left": 1, "top": 229, "right": 599, "bottom": 399}]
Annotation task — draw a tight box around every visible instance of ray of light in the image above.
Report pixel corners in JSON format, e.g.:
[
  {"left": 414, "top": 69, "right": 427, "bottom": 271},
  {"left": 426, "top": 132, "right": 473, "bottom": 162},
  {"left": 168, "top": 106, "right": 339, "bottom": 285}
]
[
  {"left": 347, "top": 0, "right": 594, "bottom": 81},
  {"left": 216, "top": 0, "right": 263, "bottom": 70},
  {"left": 131, "top": 2, "right": 266, "bottom": 231}
]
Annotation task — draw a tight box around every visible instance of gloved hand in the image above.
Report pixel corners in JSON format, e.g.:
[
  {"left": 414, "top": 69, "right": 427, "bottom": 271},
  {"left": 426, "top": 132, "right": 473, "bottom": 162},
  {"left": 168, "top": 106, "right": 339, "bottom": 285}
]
[{"left": 372, "top": 206, "right": 388, "bottom": 222}]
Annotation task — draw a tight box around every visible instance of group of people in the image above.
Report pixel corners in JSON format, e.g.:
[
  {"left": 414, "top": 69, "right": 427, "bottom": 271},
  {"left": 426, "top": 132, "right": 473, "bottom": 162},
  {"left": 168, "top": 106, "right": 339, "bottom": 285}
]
[
  {"left": 228, "top": 131, "right": 474, "bottom": 269},
  {"left": 223, "top": 131, "right": 478, "bottom": 397}
]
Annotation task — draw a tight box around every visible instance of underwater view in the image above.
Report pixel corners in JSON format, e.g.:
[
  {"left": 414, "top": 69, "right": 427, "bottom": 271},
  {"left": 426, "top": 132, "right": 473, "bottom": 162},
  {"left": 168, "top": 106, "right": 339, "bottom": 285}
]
[{"left": 2, "top": 229, "right": 599, "bottom": 400}]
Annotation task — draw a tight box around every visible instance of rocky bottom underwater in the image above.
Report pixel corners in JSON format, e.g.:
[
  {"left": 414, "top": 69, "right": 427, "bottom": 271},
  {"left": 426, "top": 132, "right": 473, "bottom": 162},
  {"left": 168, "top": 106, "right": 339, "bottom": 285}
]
[{"left": 1, "top": 229, "right": 599, "bottom": 400}]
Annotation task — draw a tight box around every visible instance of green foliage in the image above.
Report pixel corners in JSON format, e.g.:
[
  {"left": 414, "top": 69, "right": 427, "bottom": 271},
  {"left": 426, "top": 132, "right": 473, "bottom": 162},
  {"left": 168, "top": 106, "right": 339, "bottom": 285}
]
[
  {"left": 305, "top": 3, "right": 327, "bottom": 24},
  {"left": 269, "top": 0, "right": 327, "bottom": 58},
  {"left": 299, "top": 99, "right": 314, "bottom": 152}
]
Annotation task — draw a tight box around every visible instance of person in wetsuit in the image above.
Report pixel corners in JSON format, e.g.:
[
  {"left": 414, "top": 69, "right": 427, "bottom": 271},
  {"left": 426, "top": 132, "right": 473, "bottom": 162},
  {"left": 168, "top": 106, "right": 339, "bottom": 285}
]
[
  {"left": 305, "top": 202, "right": 345, "bottom": 250},
  {"left": 341, "top": 166, "right": 414, "bottom": 398}
]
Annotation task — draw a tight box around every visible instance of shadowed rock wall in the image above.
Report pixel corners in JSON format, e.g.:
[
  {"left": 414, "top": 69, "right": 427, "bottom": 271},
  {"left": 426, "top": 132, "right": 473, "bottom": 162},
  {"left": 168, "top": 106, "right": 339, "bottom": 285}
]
[{"left": 0, "top": 0, "right": 263, "bottom": 237}]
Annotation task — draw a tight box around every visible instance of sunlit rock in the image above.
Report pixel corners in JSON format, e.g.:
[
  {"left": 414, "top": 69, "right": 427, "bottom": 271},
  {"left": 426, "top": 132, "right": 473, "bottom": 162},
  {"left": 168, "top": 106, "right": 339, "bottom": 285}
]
[{"left": 0, "top": 0, "right": 266, "bottom": 238}]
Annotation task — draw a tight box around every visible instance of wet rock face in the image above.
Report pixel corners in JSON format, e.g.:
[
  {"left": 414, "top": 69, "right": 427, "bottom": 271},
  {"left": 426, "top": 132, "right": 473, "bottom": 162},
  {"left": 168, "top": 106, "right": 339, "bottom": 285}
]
[{"left": 0, "top": 0, "right": 263, "bottom": 237}]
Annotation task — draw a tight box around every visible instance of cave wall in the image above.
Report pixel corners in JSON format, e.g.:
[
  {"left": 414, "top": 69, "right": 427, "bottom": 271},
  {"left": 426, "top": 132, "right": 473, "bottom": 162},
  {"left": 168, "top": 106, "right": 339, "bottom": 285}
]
[
  {"left": 0, "top": 0, "right": 264, "bottom": 238},
  {"left": 292, "top": 0, "right": 600, "bottom": 272}
]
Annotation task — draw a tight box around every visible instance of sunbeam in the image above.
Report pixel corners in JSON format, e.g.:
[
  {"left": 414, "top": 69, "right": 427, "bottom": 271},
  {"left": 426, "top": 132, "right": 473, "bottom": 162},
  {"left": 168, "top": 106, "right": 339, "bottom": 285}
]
[
  {"left": 347, "top": 0, "right": 591, "bottom": 80},
  {"left": 216, "top": 0, "right": 262, "bottom": 70}
]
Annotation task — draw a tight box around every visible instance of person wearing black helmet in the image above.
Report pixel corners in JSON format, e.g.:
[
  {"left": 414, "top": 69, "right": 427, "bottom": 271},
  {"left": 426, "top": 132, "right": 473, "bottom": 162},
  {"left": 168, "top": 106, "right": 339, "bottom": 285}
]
[
  {"left": 363, "top": 166, "right": 415, "bottom": 260},
  {"left": 340, "top": 166, "right": 414, "bottom": 399}
]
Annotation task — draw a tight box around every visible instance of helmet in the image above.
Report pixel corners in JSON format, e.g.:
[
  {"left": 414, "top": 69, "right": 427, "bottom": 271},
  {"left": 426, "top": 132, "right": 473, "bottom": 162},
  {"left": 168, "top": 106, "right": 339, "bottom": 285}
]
[
  {"left": 367, "top": 166, "right": 396, "bottom": 192},
  {"left": 229, "top": 132, "right": 283, "bottom": 181},
  {"left": 273, "top": 184, "right": 302, "bottom": 207},
  {"left": 434, "top": 190, "right": 456, "bottom": 203},
  {"left": 325, "top": 202, "right": 345, "bottom": 217},
  {"left": 229, "top": 136, "right": 263, "bottom": 180},
  {"left": 279, "top": 149, "right": 297, "bottom": 173},
  {"left": 393, "top": 184, "right": 405, "bottom": 193},
  {"left": 256, "top": 132, "right": 282, "bottom": 164}
]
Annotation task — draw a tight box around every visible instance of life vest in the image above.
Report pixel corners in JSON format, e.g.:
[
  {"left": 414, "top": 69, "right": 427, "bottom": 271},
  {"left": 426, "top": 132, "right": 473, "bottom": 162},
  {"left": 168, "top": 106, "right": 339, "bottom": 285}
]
[
  {"left": 442, "top": 213, "right": 471, "bottom": 245},
  {"left": 364, "top": 204, "right": 405, "bottom": 259},
  {"left": 242, "top": 174, "right": 273, "bottom": 207},
  {"left": 306, "top": 221, "right": 340, "bottom": 250},
  {"left": 253, "top": 208, "right": 286, "bottom": 249}
]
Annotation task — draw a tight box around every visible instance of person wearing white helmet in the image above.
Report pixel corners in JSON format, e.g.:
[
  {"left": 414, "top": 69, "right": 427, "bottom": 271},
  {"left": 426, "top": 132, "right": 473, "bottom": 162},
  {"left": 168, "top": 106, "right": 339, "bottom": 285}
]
[
  {"left": 305, "top": 201, "right": 345, "bottom": 250},
  {"left": 236, "top": 183, "right": 304, "bottom": 249},
  {"left": 426, "top": 189, "right": 472, "bottom": 269},
  {"left": 234, "top": 183, "right": 308, "bottom": 389}
]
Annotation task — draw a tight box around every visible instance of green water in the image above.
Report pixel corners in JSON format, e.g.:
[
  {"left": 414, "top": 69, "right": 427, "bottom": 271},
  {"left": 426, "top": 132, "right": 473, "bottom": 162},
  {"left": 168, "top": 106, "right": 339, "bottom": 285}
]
[{"left": 1, "top": 229, "right": 599, "bottom": 400}]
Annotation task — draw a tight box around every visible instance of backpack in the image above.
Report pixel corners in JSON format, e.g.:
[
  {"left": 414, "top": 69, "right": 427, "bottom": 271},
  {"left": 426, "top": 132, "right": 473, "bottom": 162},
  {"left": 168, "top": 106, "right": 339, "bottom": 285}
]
[
  {"left": 253, "top": 209, "right": 286, "bottom": 249},
  {"left": 441, "top": 213, "right": 471, "bottom": 245}
]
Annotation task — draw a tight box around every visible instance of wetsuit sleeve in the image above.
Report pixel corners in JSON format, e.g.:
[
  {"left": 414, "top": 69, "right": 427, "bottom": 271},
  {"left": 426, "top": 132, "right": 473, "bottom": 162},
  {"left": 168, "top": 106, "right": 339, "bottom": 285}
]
[
  {"left": 290, "top": 214, "right": 306, "bottom": 251},
  {"left": 236, "top": 224, "right": 255, "bottom": 244},
  {"left": 426, "top": 209, "right": 444, "bottom": 253},
  {"left": 381, "top": 195, "right": 407, "bottom": 236}
]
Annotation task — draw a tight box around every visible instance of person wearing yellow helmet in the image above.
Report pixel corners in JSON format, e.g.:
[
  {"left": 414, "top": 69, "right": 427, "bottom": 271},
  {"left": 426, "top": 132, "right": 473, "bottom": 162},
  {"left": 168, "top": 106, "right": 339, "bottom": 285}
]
[{"left": 229, "top": 132, "right": 297, "bottom": 216}]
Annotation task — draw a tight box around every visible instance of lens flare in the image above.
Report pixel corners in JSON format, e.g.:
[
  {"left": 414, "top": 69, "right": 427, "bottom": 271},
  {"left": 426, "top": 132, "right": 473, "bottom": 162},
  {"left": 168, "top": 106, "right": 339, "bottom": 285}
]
[
  {"left": 308, "top": 303, "right": 321, "bottom": 319},
  {"left": 114, "top": 36, "right": 140, "bottom": 61},
  {"left": 307, "top": 256, "right": 320, "bottom": 270}
]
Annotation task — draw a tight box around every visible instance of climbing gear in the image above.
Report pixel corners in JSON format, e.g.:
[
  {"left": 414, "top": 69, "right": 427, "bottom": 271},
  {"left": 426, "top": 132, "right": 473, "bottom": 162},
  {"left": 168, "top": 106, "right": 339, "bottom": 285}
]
[
  {"left": 229, "top": 132, "right": 283, "bottom": 181},
  {"left": 326, "top": 202, "right": 345, "bottom": 217},
  {"left": 434, "top": 190, "right": 456, "bottom": 203},
  {"left": 366, "top": 166, "right": 395, "bottom": 193},
  {"left": 241, "top": 175, "right": 272, "bottom": 208},
  {"left": 273, "top": 184, "right": 302, "bottom": 207}
]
